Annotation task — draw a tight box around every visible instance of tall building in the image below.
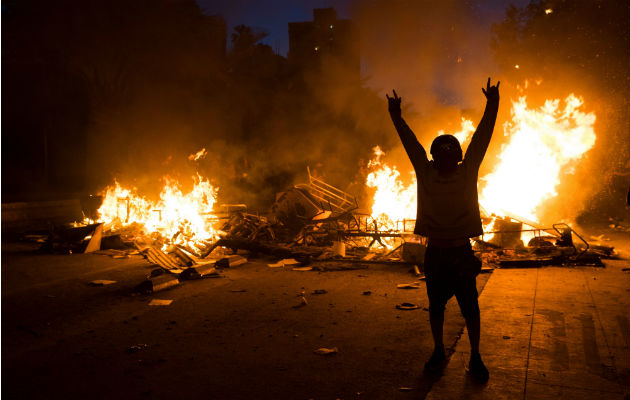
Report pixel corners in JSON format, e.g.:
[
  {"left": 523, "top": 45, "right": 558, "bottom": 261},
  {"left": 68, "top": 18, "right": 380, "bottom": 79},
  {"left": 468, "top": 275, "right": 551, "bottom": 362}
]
[{"left": 288, "top": 8, "right": 359, "bottom": 83}]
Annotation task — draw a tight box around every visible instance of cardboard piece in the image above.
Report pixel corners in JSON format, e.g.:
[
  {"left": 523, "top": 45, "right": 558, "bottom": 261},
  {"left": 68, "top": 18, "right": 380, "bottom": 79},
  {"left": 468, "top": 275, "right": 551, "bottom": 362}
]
[{"left": 84, "top": 223, "right": 103, "bottom": 253}]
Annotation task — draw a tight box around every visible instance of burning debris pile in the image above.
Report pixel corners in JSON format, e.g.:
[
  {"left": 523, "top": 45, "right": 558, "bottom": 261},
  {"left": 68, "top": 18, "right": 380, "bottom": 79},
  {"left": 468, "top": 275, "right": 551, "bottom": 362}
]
[{"left": 37, "top": 91, "right": 619, "bottom": 292}]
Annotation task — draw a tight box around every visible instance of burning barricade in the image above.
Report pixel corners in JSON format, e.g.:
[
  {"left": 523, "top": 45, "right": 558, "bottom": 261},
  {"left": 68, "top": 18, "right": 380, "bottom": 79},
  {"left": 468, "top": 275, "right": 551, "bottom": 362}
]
[{"left": 34, "top": 90, "right": 620, "bottom": 292}]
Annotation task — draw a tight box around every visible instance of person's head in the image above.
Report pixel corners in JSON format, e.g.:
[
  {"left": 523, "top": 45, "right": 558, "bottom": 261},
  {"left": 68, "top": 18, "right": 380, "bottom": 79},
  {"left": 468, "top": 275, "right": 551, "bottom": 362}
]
[{"left": 430, "top": 134, "right": 462, "bottom": 172}]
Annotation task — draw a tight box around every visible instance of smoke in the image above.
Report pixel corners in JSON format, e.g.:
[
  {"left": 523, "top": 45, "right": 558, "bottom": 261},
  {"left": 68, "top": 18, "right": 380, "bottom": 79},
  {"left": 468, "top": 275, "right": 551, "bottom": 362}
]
[
  {"left": 488, "top": 0, "right": 630, "bottom": 223},
  {"left": 351, "top": 0, "right": 630, "bottom": 224},
  {"left": 350, "top": 0, "right": 509, "bottom": 181},
  {"left": 5, "top": 0, "right": 626, "bottom": 223}
]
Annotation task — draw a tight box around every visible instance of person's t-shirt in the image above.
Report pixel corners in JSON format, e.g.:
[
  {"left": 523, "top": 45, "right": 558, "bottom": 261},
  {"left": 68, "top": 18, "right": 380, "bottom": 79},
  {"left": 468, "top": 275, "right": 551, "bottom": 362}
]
[{"left": 391, "top": 100, "right": 499, "bottom": 239}]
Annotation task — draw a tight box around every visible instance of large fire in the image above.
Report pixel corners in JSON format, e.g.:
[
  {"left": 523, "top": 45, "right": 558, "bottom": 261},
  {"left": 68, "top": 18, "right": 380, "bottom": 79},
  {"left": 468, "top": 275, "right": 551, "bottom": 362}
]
[
  {"left": 366, "top": 146, "right": 416, "bottom": 231},
  {"left": 96, "top": 173, "right": 220, "bottom": 251},
  {"left": 89, "top": 94, "right": 596, "bottom": 253},
  {"left": 478, "top": 94, "right": 596, "bottom": 220},
  {"left": 365, "top": 94, "right": 596, "bottom": 244}
]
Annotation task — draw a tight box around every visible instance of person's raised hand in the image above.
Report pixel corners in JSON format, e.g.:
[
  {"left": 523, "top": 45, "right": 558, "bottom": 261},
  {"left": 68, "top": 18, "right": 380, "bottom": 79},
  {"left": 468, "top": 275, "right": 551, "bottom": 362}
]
[
  {"left": 386, "top": 90, "right": 402, "bottom": 119},
  {"left": 482, "top": 78, "right": 500, "bottom": 103}
]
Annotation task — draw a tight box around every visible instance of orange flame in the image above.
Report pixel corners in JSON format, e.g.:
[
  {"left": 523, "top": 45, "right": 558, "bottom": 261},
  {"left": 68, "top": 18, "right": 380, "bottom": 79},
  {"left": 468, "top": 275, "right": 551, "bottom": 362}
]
[
  {"left": 366, "top": 146, "right": 416, "bottom": 232},
  {"left": 188, "top": 148, "right": 208, "bottom": 161},
  {"left": 366, "top": 94, "right": 596, "bottom": 244},
  {"left": 479, "top": 94, "right": 596, "bottom": 221},
  {"left": 97, "top": 174, "right": 219, "bottom": 250}
]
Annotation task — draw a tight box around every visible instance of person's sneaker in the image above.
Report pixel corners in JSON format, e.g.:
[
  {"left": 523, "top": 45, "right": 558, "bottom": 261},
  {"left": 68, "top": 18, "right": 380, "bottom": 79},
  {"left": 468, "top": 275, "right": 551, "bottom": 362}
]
[
  {"left": 423, "top": 348, "right": 447, "bottom": 374},
  {"left": 467, "top": 352, "right": 489, "bottom": 382}
]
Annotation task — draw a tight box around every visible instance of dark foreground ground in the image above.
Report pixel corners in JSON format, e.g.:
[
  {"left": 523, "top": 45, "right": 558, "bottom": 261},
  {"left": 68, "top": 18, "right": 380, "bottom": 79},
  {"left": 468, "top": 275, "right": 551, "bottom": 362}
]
[{"left": 2, "top": 223, "right": 629, "bottom": 400}]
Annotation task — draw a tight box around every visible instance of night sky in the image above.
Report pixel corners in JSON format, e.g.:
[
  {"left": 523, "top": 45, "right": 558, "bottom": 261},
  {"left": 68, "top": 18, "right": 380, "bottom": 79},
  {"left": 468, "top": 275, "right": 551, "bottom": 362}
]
[
  {"left": 197, "top": 0, "right": 527, "bottom": 57},
  {"left": 197, "top": 0, "right": 353, "bottom": 55}
]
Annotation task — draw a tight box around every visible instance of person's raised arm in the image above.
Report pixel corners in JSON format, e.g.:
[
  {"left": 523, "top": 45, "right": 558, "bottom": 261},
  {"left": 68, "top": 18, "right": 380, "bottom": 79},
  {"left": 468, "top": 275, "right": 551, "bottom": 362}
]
[
  {"left": 464, "top": 78, "right": 500, "bottom": 169},
  {"left": 386, "top": 90, "right": 428, "bottom": 171}
]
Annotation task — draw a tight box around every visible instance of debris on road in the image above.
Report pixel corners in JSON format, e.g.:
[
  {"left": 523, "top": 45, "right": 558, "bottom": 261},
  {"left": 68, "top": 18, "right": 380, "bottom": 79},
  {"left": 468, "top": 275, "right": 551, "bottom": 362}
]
[
  {"left": 88, "top": 280, "right": 117, "bottom": 286},
  {"left": 148, "top": 299, "right": 173, "bottom": 306},
  {"left": 396, "top": 282, "right": 421, "bottom": 289},
  {"left": 314, "top": 347, "right": 338, "bottom": 355},
  {"left": 35, "top": 167, "right": 618, "bottom": 296},
  {"left": 39, "top": 223, "right": 104, "bottom": 254},
  {"left": 83, "top": 223, "right": 103, "bottom": 253},
  {"left": 396, "top": 303, "right": 420, "bottom": 310},
  {"left": 268, "top": 262, "right": 284, "bottom": 268},
  {"left": 293, "top": 296, "right": 308, "bottom": 308},
  {"left": 216, "top": 254, "right": 248, "bottom": 268},
  {"left": 139, "top": 245, "right": 188, "bottom": 273},
  {"left": 126, "top": 344, "right": 148, "bottom": 353},
  {"left": 267, "top": 258, "right": 301, "bottom": 268},
  {"left": 136, "top": 274, "right": 180, "bottom": 294},
  {"left": 180, "top": 262, "right": 219, "bottom": 280}
]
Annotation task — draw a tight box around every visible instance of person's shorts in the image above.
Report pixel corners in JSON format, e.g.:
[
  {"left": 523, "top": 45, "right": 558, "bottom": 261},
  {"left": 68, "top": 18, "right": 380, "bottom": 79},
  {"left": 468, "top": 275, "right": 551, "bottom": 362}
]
[{"left": 423, "top": 242, "right": 481, "bottom": 320}]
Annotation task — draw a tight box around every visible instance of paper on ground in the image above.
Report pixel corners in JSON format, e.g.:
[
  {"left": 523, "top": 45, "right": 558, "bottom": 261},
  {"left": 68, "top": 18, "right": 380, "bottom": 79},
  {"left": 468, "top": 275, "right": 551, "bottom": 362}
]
[
  {"left": 149, "top": 299, "right": 173, "bottom": 306},
  {"left": 89, "top": 280, "right": 117, "bottom": 286}
]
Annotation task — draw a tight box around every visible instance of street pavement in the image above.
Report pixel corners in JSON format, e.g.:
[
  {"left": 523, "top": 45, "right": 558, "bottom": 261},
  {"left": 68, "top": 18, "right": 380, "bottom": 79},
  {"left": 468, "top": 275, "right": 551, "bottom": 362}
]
[
  {"left": 426, "top": 257, "right": 630, "bottom": 399},
  {"left": 2, "top": 231, "right": 628, "bottom": 399}
]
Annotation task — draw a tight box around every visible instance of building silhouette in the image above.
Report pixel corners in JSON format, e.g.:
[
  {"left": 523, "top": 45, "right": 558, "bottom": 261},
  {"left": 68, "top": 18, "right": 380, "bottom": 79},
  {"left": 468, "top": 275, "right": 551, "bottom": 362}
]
[{"left": 288, "top": 8, "right": 359, "bottom": 83}]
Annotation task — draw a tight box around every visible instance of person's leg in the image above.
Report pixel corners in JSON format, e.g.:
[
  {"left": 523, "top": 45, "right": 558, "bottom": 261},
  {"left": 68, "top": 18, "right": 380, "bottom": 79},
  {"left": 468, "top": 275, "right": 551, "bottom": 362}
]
[
  {"left": 430, "top": 314, "right": 445, "bottom": 352},
  {"left": 455, "top": 272, "right": 488, "bottom": 381},
  {"left": 424, "top": 307, "right": 448, "bottom": 373},
  {"left": 426, "top": 275, "right": 448, "bottom": 353},
  {"left": 465, "top": 313, "right": 480, "bottom": 354},
  {"left": 424, "top": 246, "right": 446, "bottom": 353},
  {"left": 427, "top": 278, "right": 448, "bottom": 356},
  {"left": 454, "top": 245, "right": 482, "bottom": 354},
  {"left": 424, "top": 254, "right": 450, "bottom": 372}
]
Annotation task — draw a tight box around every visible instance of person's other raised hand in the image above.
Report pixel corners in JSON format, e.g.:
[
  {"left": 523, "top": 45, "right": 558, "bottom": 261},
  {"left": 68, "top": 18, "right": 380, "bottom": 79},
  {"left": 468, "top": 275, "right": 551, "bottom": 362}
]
[
  {"left": 386, "top": 90, "right": 402, "bottom": 119},
  {"left": 482, "top": 78, "right": 500, "bottom": 103}
]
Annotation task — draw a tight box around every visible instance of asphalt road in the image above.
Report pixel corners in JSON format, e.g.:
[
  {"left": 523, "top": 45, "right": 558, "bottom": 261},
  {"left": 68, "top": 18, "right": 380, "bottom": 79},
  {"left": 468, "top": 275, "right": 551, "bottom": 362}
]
[{"left": 2, "top": 241, "right": 492, "bottom": 400}]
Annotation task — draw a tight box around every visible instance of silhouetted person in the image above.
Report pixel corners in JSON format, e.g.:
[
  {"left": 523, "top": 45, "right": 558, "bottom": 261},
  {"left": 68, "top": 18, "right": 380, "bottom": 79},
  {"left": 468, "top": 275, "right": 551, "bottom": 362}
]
[{"left": 386, "top": 78, "right": 500, "bottom": 382}]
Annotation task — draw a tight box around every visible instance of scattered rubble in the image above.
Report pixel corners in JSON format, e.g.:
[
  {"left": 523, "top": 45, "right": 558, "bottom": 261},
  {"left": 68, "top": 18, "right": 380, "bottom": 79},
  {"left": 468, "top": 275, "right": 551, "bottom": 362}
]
[
  {"left": 179, "top": 262, "right": 219, "bottom": 280},
  {"left": 29, "top": 168, "right": 619, "bottom": 296}
]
